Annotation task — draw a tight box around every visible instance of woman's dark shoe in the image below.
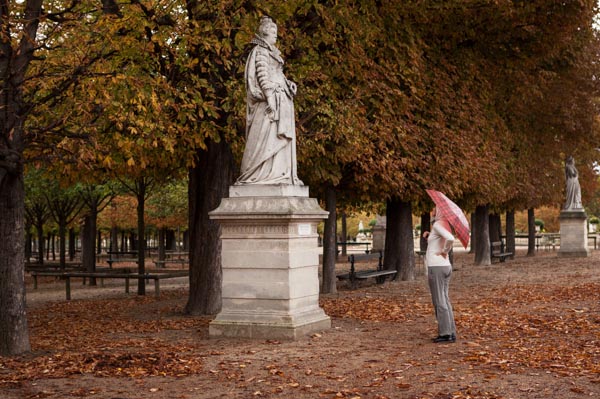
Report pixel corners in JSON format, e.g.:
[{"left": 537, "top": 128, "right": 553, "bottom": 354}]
[{"left": 433, "top": 334, "right": 456, "bottom": 343}]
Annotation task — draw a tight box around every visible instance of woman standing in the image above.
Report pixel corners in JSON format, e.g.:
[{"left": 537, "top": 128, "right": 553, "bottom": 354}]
[{"left": 423, "top": 207, "right": 457, "bottom": 343}]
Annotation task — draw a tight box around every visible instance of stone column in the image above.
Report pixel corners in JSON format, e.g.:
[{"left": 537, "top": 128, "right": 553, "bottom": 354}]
[
  {"left": 558, "top": 210, "right": 589, "bottom": 257},
  {"left": 208, "top": 185, "right": 331, "bottom": 339}
]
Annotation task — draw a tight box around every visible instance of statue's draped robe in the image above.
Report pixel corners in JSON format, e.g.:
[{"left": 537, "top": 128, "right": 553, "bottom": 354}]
[
  {"left": 564, "top": 161, "right": 583, "bottom": 210},
  {"left": 236, "top": 38, "right": 302, "bottom": 185}
]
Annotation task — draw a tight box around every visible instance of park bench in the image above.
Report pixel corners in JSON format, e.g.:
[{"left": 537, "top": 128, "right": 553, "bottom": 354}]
[
  {"left": 107, "top": 258, "right": 138, "bottom": 268},
  {"left": 336, "top": 251, "right": 397, "bottom": 288},
  {"left": 491, "top": 241, "right": 513, "bottom": 263},
  {"left": 153, "top": 259, "right": 187, "bottom": 268},
  {"left": 25, "top": 262, "right": 83, "bottom": 273},
  {"left": 106, "top": 251, "right": 138, "bottom": 268},
  {"left": 30, "top": 270, "right": 188, "bottom": 300},
  {"left": 31, "top": 267, "right": 131, "bottom": 289}
]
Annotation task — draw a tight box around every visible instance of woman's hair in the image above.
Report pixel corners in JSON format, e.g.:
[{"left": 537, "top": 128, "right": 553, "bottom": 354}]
[{"left": 257, "top": 16, "right": 276, "bottom": 37}]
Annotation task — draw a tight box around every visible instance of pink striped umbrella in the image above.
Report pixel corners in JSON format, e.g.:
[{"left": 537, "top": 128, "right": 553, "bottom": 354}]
[{"left": 426, "top": 189, "right": 470, "bottom": 249}]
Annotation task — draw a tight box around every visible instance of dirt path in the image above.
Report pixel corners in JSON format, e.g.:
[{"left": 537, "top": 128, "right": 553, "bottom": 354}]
[{"left": 2, "top": 249, "right": 599, "bottom": 399}]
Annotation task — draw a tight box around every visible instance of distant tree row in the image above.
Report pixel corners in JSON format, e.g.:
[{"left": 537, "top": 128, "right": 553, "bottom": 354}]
[{"left": 24, "top": 170, "right": 187, "bottom": 265}]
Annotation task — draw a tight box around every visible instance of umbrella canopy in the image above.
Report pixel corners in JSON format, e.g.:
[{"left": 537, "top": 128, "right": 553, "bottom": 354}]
[{"left": 426, "top": 189, "right": 470, "bottom": 249}]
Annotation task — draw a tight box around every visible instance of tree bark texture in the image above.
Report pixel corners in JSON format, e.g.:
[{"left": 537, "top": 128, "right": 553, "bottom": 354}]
[
  {"left": 136, "top": 186, "right": 146, "bottom": 295},
  {"left": 321, "top": 185, "right": 337, "bottom": 294},
  {"left": 58, "top": 223, "right": 67, "bottom": 268},
  {"left": 97, "top": 230, "right": 102, "bottom": 255},
  {"left": 506, "top": 210, "right": 515, "bottom": 259},
  {"left": 185, "top": 138, "right": 234, "bottom": 315},
  {"left": 110, "top": 226, "right": 118, "bottom": 252},
  {"left": 158, "top": 227, "right": 166, "bottom": 261},
  {"left": 474, "top": 205, "right": 491, "bottom": 265},
  {"left": 340, "top": 212, "right": 347, "bottom": 257},
  {"left": 398, "top": 200, "right": 415, "bottom": 281},
  {"left": 35, "top": 222, "right": 44, "bottom": 265},
  {"left": 69, "top": 228, "right": 76, "bottom": 261},
  {"left": 0, "top": 0, "right": 42, "bottom": 354},
  {"left": 0, "top": 173, "right": 31, "bottom": 355},
  {"left": 527, "top": 208, "right": 536, "bottom": 256},
  {"left": 384, "top": 199, "right": 401, "bottom": 273},
  {"left": 384, "top": 198, "right": 415, "bottom": 280},
  {"left": 488, "top": 213, "right": 501, "bottom": 243},
  {"left": 166, "top": 229, "right": 176, "bottom": 250},
  {"left": 82, "top": 213, "right": 98, "bottom": 285}
]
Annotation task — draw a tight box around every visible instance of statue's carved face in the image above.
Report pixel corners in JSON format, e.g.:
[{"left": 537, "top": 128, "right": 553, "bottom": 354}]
[{"left": 263, "top": 23, "right": 277, "bottom": 46}]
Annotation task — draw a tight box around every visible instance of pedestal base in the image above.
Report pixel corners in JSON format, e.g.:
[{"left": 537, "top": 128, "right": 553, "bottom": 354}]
[
  {"left": 209, "top": 309, "right": 331, "bottom": 340},
  {"left": 208, "top": 186, "right": 330, "bottom": 340},
  {"left": 558, "top": 210, "right": 589, "bottom": 258}
]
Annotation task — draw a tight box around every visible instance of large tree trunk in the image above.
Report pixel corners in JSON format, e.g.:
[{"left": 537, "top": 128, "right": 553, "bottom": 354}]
[
  {"left": 474, "top": 205, "right": 491, "bottom": 265},
  {"left": 82, "top": 213, "right": 97, "bottom": 272},
  {"left": 97, "top": 230, "right": 102, "bottom": 255},
  {"left": 58, "top": 222, "right": 67, "bottom": 269},
  {"left": 185, "top": 138, "right": 234, "bottom": 315},
  {"left": 384, "top": 198, "right": 415, "bottom": 280},
  {"left": 166, "top": 229, "right": 176, "bottom": 250},
  {"left": 321, "top": 185, "right": 337, "bottom": 294},
  {"left": 35, "top": 222, "right": 44, "bottom": 265},
  {"left": 527, "top": 208, "right": 536, "bottom": 256},
  {"left": 397, "top": 200, "right": 415, "bottom": 281},
  {"left": 69, "top": 228, "right": 76, "bottom": 261},
  {"left": 136, "top": 188, "right": 146, "bottom": 295},
  {"left": 489, "top": 213, "right": 501, "bottom": 243},
  {"left": 469, "top": 213, "right": 476, "bottom": 254},
  {"left": 0, "top": 172, "right": 31, "bottom": 355},
  {"left": 120, "top": 231, "right": 126, "bottom": 252},
  {"left": 82, "top": 213, "right": 98, "bottom": 285},
  {"left": 506, "top": 210, "right": 515, "bottom": 259},
  {"left": 110, "top": 226, "right": 118, "bottom": 252},
  {"left": 0, "top": 0, "right": 42, "bottom": 355},
  {"left": 158, "top": 227, "right": 166, "bottom": 262},
  {"left": 384, "top": 198, "right": 401, "bottom": 273}
]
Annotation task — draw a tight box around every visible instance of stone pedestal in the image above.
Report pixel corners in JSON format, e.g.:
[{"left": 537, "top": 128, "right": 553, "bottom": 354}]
[
  {"left": 371, "top": 215, "right": 387, "bottom": 252},
  {"left": 558, "top": 210, "right": 589, "bottom": 258},
  {"left": 208, "top": 184, "right": 331, "bottom": 339}
]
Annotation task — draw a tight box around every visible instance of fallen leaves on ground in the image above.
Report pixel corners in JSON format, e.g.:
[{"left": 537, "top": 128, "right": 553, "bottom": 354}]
[
  {"left": 0, "top": 290, "right": 208, "bottom": 382},
  {"left": 1, "top": 253, "right": 599, "bottom": 399},
  {"left": 323, "top": 281, "right": 600, "bottom": 382}
]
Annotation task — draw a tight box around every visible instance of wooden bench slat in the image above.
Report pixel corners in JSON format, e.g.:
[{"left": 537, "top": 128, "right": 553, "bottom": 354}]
[
  {"left": 491, "top": 241, "right": 513, "bottom": 263},
  {"left": 336, "top": 251, "right": 396, "bottom": 287},
  {"left": 353, "top": 270, "right": 397, "bottom": 280}
]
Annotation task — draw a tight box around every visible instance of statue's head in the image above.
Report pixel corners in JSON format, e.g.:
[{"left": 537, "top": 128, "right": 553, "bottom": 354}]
[
  {"left": 567, "top": 155, "right": 574, "bottom": 164},
  {"left": 257, "top": 16, "right": 277, "bottom": 46}
]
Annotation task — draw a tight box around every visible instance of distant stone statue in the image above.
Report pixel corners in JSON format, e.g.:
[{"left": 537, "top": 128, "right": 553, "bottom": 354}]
[
  {"left": 235, "top": 16, "right": 303, "bottom": 186},
  {"left": 564, "top": 155, "right": 583, "bottom": 210}
]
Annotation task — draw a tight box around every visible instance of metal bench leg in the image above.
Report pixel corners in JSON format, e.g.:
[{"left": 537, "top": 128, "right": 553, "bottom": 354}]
[
  {"left": 33, "top": 275, "right": 38, "bottom": 290},
  {"left": 154, "top": 279, "right": 160, "bottom": 297},
  {"left": 125, "top": 278, "right": 129, "bottom": 294}
]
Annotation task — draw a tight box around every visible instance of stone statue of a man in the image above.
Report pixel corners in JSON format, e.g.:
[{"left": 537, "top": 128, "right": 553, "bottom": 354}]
[
  {"left": 564, "top": 155, "right": 583, "bottom": 210},
  {"left": 235, "top": 16, "right": 303, "bottom": 186}
]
